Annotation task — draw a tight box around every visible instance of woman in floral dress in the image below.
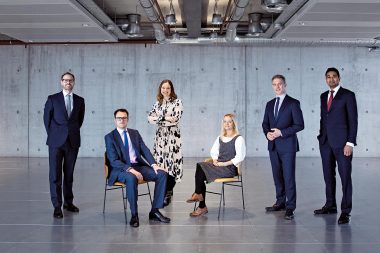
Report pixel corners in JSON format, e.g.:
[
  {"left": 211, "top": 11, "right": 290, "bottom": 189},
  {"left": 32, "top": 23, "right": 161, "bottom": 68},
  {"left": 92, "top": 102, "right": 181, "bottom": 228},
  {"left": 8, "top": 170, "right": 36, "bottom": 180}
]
[{"left": 148, "top": 80, "right": 183, "bottom": 206}]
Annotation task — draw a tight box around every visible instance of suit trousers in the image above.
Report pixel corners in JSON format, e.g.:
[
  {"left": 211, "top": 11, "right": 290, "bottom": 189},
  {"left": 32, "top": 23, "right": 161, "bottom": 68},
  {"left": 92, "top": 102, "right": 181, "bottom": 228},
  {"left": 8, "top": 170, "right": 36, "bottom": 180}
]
[
  {"left": 319, "top": 142, "right": 352, "bottom": 214},
  {"left": 48, "top": 138, "right": 79, "bottom": 208},
  {"left": 117, "top": 164, "right": 167, "bottom": 216},
  {"left": 269, "top": 150, "right": 297, "bottom": 210}
]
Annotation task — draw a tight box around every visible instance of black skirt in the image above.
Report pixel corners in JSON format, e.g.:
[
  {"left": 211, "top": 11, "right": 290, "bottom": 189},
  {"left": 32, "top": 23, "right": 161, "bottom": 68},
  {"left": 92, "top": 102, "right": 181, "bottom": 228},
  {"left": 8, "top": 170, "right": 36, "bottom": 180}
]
[{"left": 198, "top": 162, "right": 237, "bottom": 182}]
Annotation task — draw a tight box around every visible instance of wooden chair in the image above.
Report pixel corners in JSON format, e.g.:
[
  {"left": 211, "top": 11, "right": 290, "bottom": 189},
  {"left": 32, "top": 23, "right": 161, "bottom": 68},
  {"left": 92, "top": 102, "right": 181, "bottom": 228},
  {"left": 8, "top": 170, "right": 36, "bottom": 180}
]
[
  {"left": 196, "top": 158, "right": 245, "bottom": 219},
  {"left": 103, "top": 152, "right": 152, "bottom": 223}
]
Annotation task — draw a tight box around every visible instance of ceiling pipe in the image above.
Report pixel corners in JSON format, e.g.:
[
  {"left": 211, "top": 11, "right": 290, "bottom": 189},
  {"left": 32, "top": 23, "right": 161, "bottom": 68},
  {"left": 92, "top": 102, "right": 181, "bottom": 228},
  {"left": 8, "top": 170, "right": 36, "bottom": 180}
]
[
  {"left": 139, "top": 0, "right": 167, "bottom": 43},
  {"left": 264, "top": 0, "right": 308, "bottom": 39},
  {"left": 225, "top": 0, "right": 250, "bottom": 42},
  {"left": 72, "top": 0, "right": 123, "bottom": 40}
]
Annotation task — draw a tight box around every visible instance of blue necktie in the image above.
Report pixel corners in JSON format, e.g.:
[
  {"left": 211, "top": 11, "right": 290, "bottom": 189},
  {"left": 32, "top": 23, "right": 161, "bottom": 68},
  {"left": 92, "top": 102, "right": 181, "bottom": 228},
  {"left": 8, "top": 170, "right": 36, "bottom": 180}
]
[
  {"left": 123, "top": 130, "right": 130, "bottom": 157},
  {"left": 274, "top": 97, "right": 280, "bottom": 119}
]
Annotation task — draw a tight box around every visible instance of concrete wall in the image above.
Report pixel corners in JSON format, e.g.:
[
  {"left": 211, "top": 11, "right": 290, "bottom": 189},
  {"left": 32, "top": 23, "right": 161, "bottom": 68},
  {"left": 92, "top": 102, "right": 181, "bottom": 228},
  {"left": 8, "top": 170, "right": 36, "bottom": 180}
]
[{"left": 0, "top": 44, "right": 378, "bottom": 157}]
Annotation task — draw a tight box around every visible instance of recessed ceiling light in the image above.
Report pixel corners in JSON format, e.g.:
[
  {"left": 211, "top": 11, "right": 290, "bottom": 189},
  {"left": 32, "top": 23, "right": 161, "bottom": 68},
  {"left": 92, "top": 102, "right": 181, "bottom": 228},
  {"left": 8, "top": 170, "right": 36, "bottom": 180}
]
[
  {"left": 82, "top": 23, "right": 89, "bottom": 27},
  {"left": 28, "top": 40, "right": 33, "bottom": 43},
  {"left": 104, "top": 39, "right": 109, "bottom": 42}
]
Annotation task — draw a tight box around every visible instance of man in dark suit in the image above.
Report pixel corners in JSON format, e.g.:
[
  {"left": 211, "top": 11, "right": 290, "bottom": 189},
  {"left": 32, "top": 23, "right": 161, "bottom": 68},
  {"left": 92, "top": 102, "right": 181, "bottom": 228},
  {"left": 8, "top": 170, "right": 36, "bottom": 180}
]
[
  {"left": 43, "top": 72, "right": 85, "bottom": 219},
  {"left": 262, "top": 74, "right": 304, "bottom": 220},
  {"left": 314, "top": 67, "right": 358, "bottom": 225},
  {"left": 105, "top": 108, "right": 170, "bottom": 227}
]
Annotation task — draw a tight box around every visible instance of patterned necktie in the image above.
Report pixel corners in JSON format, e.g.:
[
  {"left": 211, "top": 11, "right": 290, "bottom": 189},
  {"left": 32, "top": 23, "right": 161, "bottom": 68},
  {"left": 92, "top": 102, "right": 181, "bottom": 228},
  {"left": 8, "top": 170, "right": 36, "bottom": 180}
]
[
  {"left": 274, "top": 97, "right": 280, "bottom": 119},
  {"left": 327, "top": 90, "right": 334, "bottom": 111},
  {"left": 66, "top": 94, "right": 72, "bottom": 117}
]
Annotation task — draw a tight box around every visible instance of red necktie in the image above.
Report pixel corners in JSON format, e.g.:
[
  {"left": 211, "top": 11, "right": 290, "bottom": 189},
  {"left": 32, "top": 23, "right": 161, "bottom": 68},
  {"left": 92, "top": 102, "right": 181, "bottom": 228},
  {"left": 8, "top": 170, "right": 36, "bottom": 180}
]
[{"left": 327, "top": 90, "right": 334, "bottom": 111}]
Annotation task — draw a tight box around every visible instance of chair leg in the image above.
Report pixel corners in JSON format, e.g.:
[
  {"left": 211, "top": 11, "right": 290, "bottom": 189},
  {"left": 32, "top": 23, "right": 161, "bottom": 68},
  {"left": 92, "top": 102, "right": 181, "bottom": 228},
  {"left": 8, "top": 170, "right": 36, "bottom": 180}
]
[
  {"left": 222, "top": 183, "right": 226, "bottom": 206},
  {"left": 241, "top": 180, "right": 245, "bottom": 210},
  {"left": 146, "top": 182, "right": 153, "bottom": 205},
  {"left": 121, "top": 187, "right": 127, "bottom": 224},
  {"left": 218, "top": 184, "right": 224, "bottom": 220},
  {"left": 103, "top": 182, "right": 107, "bottom": 213}
]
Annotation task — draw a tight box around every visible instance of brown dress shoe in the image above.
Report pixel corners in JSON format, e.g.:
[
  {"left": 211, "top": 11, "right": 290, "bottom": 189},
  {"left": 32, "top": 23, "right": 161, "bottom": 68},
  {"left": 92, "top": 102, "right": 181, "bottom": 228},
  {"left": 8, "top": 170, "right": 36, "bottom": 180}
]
[
  {"left": 190, "top": 207, "right": 208, "bottom": 217},
  {"left": 186, "top": 193, "right": 204, "bottom": 203}
]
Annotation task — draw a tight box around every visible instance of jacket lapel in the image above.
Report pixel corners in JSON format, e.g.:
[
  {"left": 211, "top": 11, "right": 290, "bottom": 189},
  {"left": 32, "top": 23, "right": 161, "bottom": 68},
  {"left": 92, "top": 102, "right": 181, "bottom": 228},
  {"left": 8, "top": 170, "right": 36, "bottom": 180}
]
[
  {"left": 112, "top": 129, "right": 127, "bottom": 161},
  {"left": 59, "top": 92, "right": 69, "bottom": 119},
  {"left": 127, "top": 129, "right": 138, "bottom": 157},
  {"left": 329, "top": 88, "right": 343, "bottom": 111},
  {"left": 275, "top": 95, "right": 288, "bottom": 122}
]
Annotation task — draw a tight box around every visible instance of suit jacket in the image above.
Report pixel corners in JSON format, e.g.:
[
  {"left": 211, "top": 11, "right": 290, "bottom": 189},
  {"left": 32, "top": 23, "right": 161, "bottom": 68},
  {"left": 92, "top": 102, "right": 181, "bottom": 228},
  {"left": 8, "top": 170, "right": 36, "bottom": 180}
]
[
  {"left": 262, "top": 95, "right": 304, "bottom": 153},
  {"left": 105, "top": 128, "right": 156, "bottom": 186},
  {"left": 318, "top": 87, "right": 358, "bottom": 148},
  {"left": 43, "top": 92, "right": 85, "bottom": 148}
]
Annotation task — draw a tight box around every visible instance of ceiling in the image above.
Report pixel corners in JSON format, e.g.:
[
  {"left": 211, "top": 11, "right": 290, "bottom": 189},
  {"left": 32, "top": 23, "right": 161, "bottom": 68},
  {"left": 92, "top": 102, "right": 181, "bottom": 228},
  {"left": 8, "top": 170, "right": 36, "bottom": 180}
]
[{"left": 0, "top": 0, "right": 380, "bottom": 47}]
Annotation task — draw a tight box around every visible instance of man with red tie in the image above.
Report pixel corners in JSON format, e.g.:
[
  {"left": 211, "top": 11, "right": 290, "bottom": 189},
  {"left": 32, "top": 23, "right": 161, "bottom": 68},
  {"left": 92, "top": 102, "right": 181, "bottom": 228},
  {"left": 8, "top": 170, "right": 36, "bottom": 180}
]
[{"left": 314, "top": 67, "right": 358, "bottom": 224}]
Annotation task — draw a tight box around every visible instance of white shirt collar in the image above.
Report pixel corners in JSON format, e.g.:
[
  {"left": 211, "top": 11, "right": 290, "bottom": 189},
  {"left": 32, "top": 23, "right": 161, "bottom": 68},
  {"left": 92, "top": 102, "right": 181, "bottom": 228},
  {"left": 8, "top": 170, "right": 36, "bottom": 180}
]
[{"left": 62, "top": 90, "right": 73, "bottom": 96}]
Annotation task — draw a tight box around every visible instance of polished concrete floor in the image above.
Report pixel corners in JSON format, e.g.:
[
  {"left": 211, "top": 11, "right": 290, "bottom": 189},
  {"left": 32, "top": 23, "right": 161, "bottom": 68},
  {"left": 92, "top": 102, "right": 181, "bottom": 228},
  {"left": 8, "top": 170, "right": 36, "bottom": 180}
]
[{"left": 0, "top": 157, "right": 379, "bottom": 253}]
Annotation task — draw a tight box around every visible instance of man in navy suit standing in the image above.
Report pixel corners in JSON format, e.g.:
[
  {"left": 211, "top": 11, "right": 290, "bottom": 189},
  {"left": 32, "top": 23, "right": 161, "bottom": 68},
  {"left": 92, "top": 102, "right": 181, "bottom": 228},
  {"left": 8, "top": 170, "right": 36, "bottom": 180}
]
[
  {"left": 105, "top": 108, "right": 170, "bottom": 227},
  {"left": 314, "top": 67, "right": 358, "bottom": 225},
  {"left": 44, "top": 72, "right": 85, "bottom": 219},
  {"left": 262, "top": 74, "right": 304, "bottom": 220}
]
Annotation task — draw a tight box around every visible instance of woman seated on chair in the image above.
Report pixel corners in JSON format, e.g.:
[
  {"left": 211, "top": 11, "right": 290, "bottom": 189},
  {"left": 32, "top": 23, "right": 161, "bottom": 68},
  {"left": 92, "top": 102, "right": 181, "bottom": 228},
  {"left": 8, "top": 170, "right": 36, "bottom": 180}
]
[{"left": 186, "top": 113, "right": 246, "bottom": 217}]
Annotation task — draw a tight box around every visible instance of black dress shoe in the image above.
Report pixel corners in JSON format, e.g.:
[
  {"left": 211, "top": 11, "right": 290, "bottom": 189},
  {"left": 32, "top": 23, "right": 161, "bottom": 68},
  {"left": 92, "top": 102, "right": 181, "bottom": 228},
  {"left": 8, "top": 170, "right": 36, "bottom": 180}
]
[
  {"left": 53, "top": 207, "right": 63, "bottom": 219},
  {"left": 314, "top": 206, "right": 337, "bottom": 215},
  {"left": 284, "top": 209, "right": 295, "bottom": 220},
  {"left": 149, "top": 210, "right": 171, "bottom": 223},
  {"left": 338, "top": 213, "right": 350, "bottom": 224},
  {"left": 163, "top": 191, "right": 173, "bottom": 207},
  {"left": 265, "top": 204, "right": 286, "bottom": 212},
  {"left": 63, "top": 204, "right": 79, "bottom": 212},
  {"left": 130, "top": 215, "right": 139, "bottom": 227}
]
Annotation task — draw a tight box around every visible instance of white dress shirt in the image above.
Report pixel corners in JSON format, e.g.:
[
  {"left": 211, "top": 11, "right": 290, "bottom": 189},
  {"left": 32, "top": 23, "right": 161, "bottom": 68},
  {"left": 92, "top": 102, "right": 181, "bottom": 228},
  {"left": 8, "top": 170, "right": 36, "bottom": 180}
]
[
  {"left": 117, "top": 128, "right": 138, "bottom": 163},
  {"left": 210, "top": 135, "right": 246, "bottom": 166}
]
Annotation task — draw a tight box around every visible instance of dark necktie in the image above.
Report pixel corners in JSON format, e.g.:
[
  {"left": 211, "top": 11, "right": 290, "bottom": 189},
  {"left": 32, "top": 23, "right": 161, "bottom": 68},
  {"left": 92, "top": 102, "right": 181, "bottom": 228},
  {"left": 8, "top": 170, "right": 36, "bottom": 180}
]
[
  {"left": 123, "top": 130, "right": 129, "bottom": 155},
  {"left": 66, "top": 94, "right": 72, "bottom": 117},
  {"left": 274, "top": 97, "right": 280, "bottom": 119},
  {"left": 327, "top": 90, "right": 334, "bottom": 111}
]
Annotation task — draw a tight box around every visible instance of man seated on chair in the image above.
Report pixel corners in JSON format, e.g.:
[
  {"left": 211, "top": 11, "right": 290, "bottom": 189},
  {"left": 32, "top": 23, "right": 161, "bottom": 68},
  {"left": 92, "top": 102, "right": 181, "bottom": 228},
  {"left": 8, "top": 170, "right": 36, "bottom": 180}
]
[
  {"left": 105, "top": 108, "right": 170, "bottom": 227},
  {"left": 186, "top": 113, "right": 246, "bottom": 217}
]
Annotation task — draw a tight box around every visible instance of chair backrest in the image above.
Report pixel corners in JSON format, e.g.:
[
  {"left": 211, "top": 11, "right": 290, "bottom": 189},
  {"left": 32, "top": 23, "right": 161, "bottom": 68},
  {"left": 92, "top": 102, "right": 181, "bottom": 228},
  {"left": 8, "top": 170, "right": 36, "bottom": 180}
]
[
  {"left": 104, "top": 152, "right": 110, "bottom": 179},
  {"left": 236, "top": 163, "right": 242, "bottom": 176}
]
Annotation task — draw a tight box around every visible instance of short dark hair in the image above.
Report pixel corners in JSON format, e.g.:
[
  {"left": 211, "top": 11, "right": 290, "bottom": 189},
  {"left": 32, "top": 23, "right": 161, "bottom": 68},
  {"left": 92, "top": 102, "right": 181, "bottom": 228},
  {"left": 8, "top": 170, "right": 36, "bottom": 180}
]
[
  {"left": 325, "top": 67, "right": 340, "bottom": 78},
  {"left": 114, "top": 108, "right": 129, "bottom": 118},
  {"left": 271, "top": 74, "right": 286, "bottom": 83},
  {"left": 61, "top": 72, "right": 75, "bottom": 81}
]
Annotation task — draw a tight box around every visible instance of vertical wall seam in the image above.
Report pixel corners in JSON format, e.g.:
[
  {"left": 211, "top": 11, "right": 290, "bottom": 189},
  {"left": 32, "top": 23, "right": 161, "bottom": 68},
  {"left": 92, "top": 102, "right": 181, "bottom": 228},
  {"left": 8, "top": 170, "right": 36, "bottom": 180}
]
[
  {"left": 27, "top": 45, "right": 30, "bottom": 158},
  {"left": 244, "top": 46, "right": 248, "bottom": 148}
]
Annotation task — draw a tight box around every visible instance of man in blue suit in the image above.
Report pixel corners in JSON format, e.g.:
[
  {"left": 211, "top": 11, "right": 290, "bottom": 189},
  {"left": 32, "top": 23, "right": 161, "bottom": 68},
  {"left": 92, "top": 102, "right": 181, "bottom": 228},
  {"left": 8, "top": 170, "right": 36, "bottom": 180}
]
[
  {"left": 105, "top": 108, "right": 170, "bottom": 227},
  {"left": 262, "top": 74, "right": 304, "bottom": 220},
  {"left": 314, "top": 67, "right": 358, "bottom": 225},
  {"left": 43, "top": 72, "right": 85, "bottom": 219}
]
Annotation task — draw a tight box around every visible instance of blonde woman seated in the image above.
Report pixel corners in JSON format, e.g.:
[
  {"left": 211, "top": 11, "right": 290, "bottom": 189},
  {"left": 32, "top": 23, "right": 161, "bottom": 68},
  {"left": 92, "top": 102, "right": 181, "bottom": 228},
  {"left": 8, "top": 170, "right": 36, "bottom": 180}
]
[{"left": 186, "top": 113, "right": 246, "bottom": 217}]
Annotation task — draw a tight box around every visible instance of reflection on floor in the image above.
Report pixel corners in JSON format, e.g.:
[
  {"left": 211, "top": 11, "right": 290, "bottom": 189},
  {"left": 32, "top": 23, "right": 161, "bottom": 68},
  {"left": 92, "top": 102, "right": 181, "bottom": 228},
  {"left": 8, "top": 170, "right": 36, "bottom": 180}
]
[{"left": 0, "top": 157, "right": 379, "bottom": 253}]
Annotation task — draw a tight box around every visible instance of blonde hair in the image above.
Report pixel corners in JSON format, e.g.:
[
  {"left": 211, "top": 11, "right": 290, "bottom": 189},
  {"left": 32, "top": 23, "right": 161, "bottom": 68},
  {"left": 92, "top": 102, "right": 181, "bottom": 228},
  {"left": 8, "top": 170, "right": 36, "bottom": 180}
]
[{"left": 220, "top": 113, "right": 239, "bottom": 137}]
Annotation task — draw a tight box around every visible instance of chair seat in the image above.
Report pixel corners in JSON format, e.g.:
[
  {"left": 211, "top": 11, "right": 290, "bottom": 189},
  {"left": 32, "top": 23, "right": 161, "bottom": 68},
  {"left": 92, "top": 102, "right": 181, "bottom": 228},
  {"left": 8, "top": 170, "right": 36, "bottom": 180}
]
[
  {"left": 113, "top": 180, "right": 148, "bottom": 187},
  {"left": 214, "top": 177, "right": 239, "bottom": 183}
]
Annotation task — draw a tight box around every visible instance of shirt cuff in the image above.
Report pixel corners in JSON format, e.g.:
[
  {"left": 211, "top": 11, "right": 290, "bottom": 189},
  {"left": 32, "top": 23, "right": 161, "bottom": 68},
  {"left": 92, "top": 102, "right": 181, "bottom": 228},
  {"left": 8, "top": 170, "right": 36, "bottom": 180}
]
[{"left": 346, "top": 142, "right": 354, "bottom": 147}]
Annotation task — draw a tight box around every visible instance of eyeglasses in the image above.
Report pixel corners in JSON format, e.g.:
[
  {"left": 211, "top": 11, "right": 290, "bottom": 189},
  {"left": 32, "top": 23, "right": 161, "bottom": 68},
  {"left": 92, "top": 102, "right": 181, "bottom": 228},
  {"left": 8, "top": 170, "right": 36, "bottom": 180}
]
[
  {"left": 62, "top": 79, "right": 74, "bottom": 83},
  {"left": 115, "top": 117, "right": 128, "bottom": 121}
]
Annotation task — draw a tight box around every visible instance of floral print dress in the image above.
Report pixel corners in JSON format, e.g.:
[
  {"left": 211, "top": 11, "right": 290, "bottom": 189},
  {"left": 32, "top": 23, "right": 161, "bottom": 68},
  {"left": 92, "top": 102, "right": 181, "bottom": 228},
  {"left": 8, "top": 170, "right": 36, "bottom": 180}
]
[{"left": 148, "top": 98, "right": 183, "bottom": 182}]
